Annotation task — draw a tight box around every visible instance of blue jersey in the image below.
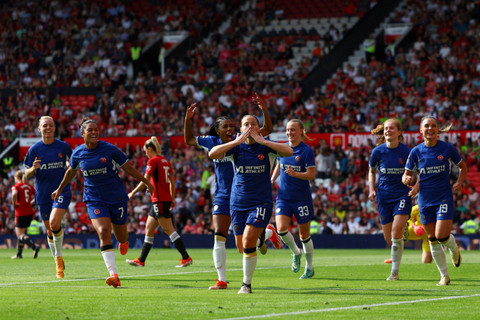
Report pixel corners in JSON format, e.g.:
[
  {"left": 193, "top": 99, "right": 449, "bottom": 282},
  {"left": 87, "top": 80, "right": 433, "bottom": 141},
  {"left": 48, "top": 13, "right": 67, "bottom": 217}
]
[
  {"left": 405, "top": 140, "right": 463, "bottom": 206},
  {"left": 226, "top": 140, "right": 279, "bottom": 211},
  {"left": 197, "top": 135, "right": 234, "bottom": 202},
  {"left": 70, "top": 141, "right": 129, "bottom": 204},
  {"left": 369, "top": 143, "right": 411, "bottom": 202},
  {"left": 24, "top": 139, "right": 72, "bottom": 205},
  {"left": 277, "top": 142, "right": 315, "bottom": 201}
]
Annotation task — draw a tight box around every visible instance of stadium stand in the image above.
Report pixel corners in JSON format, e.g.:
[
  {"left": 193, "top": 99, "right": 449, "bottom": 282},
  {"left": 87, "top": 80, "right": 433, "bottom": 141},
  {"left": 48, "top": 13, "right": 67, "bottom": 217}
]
[{"left": 1, "top": 0, "right": 480, "bottom": 240}]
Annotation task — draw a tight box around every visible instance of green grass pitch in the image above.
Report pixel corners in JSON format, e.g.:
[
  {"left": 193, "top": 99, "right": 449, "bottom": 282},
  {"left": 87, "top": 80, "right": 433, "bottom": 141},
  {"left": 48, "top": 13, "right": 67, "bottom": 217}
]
[{"left": 1, "top": 247, "right": 480, "bottom": 319}]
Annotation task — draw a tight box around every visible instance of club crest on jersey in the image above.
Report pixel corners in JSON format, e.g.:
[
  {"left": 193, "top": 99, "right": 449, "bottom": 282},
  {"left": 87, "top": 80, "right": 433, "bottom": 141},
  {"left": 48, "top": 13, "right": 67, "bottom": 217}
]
[
  {"left": 94, "top": 209, "right": 100, "bottom": 215},
  {"left": 295, "top": 156, "right": 300, "bottom": 162},
  {"left": 58, "top": 153, "right": 63, "bottom": 158},
  {"left": 398, "top": 158, "right": 404, "bottom": 164},
  {"left": 437, "top": 155, "right": 444, "bottom": 161},
  {"left": 258, "top": 154, "right": 264, "bottom": 160},
  {"left": 100, "top": 157, "right": 107, "bottom": 163}
]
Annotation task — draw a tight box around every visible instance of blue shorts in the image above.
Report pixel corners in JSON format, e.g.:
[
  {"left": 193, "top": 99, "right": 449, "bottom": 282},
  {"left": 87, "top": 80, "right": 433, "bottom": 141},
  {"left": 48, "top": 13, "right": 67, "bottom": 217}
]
[
  {"left": 274, "top": 199, "right": 313, "bottom": 225},
  {"left": 87, "top": 201, "right": 128, "bottom": 225},
  {"left": 419, "top": 199, "right": 454, "bottom": 225},
  {"left": 231, "top": 204, "right": 272, "bottom": 236},
  {"left": 38, "top": 190, "right": 72, "bottom": 221},
  {"left": 377, "top": 196, "right": 412, "bottom": 225},
  {"left": 212, "top": 200, "right": 230, "bottom": 216}
]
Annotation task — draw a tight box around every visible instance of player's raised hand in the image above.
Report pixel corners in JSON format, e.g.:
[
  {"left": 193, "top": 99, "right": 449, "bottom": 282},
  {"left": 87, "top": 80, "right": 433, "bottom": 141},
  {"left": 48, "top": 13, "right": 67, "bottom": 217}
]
[
  {"left": 252, "top": 92, "right": 265, "bottom": 110},
  {"left": 186, "top": 103, "right": 198, "bottom": 119}
]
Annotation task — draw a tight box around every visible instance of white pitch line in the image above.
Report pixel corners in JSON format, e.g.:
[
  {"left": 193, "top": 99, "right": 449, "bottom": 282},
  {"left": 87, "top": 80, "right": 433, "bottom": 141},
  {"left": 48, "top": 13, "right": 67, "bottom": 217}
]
[
  {"left": 0, "top": 266, "right": 288, "bottom": 287},
  {"left": 216, "top": 294, "right": 480, "bottom": 320}
]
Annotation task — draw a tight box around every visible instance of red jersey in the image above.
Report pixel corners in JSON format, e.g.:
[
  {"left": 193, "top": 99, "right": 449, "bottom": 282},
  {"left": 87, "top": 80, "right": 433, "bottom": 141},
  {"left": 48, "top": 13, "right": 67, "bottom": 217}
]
[
  {"left": 145, "top": 155, "right": 174, "bottom": 203},
  {"left": 12, "top": 182, "right": 35, "bottom": 217}
]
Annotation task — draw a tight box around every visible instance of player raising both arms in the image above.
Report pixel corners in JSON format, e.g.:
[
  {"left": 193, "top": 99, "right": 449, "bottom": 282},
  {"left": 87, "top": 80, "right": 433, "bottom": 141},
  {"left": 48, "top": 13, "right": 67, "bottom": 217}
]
[
  {"left": 209, "top": 114, "right": 293, "bottom": 294},
  {"left": 184, "top": 93, "right": 279, "bottom": 290}
]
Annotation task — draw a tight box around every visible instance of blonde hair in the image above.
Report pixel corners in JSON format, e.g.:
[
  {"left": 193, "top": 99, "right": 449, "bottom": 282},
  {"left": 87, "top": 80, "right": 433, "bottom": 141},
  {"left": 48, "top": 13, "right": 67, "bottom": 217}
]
[
  {"left": 14, "top": 170, "right": 26, "bottom": 183},
  {"left": 144, "top": 136, "right": 162, "bottom": 154},
  {"left": 420, "top": 115, "right": 453, "bottom": 133},
  {"left": 38, "top": 116, "right": 55, "bottom": 127},
  {"left": 287, "top": 119, "right": 312, "bottom": 141},
  {"left": 371, "top": 118, "right": 403, "bottom": 146}
]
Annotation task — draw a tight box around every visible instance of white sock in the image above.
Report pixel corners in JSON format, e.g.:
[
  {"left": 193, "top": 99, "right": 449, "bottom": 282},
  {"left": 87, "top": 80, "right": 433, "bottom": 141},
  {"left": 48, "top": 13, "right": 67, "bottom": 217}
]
[
  {"left": 279, "top": 230, "right": 301, "bottom": 255},
  {"left": 440, "top": 234, "right": 458, "bottom": 252},
  {"left": 429, "top": 241, "right": 448, "bottom": 277},
  {"left": 101, "top": 250, "right": 117, "bottom": 276},
  {"left": 302, "top": 237, "right": 314, "bottom": 270},
  {"left": 391, "top": 238, "right": 404, "bottom": 274},
  {"left": 243, "top": 252, "right": 257, "bottom": 285},
  {"left": 53, "top": 229, "right": 64, "bottom": 257},
  {"left": 47, "top": 237, "right": 55, "bottom": 258},
  {"left": 213, "top": 235, "right": 227, "bottom": 282},
  {"left": 144, "top": 236, "right": 154, "bottom": 244},
  {"left": 265, "top": 228, "right": 273, "bottom": 240}
]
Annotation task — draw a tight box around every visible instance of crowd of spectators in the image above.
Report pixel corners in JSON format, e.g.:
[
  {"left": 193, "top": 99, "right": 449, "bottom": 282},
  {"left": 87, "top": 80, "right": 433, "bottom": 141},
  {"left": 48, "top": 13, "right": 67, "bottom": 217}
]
[{"left": 1, "top": 0, "right": 480, "bottom": 241}]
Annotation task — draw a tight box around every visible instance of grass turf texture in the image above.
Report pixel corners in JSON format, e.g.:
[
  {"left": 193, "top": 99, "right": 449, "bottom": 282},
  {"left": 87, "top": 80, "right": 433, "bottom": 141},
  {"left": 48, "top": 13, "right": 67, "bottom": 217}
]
[{"left": 1, "top": 248, "right": 480, "bottom": 319}]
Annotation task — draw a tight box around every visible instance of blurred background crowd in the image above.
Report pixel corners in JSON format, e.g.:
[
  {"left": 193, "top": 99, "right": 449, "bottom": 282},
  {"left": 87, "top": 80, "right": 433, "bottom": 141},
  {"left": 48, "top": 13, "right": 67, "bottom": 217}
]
[{"left": 1, "top": 0, "right": 480, "bottom": 239}]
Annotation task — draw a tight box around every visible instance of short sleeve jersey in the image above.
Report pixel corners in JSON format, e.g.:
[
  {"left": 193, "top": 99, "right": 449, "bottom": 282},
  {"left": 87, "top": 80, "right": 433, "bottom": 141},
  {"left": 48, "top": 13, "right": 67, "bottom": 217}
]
[
  {"left": 405, "top": 140, "right": 462, "bottom": 206},
  {"left": 70, "top": 141, "right": 129, "bottom": 204},
  {"left": 226, "top": 140, "right": 279, "bottom": 211},
  {"left": 277, "top": 142, "right": 315, "bottom": 201},
  {"left": 369, "top": 143, "right": 411, "bottom": 202},
  {"left": 145, "top": 155, "right": 173, "bottom": 203},
  {"left": 12, "top": 182, "right": 35, "bottom": 216},
  {"left": 197, "top": 136, "right": 234, "bottom": 202},
  {"left": 24, "top": 139, "right": 72, "bottom": 205}
]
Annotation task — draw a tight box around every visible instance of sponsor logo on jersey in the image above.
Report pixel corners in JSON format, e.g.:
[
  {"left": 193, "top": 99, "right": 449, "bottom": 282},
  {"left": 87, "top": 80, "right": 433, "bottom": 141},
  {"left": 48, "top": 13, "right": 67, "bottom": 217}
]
[
  {"left": 100, "top": 157, "right": 107, "bottom": 163},
  {"left": 437, "top": 155, "right": 444, "bottom": 161},
  {"left": 258, "top": 154, "right": 264, "bottom": 160}
]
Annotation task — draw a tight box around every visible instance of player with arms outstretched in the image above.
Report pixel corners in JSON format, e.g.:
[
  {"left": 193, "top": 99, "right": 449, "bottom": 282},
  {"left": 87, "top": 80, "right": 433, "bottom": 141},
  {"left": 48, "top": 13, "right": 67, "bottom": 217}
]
[{"left": 52, "top": 118, "right": 154, "bottom": 288}]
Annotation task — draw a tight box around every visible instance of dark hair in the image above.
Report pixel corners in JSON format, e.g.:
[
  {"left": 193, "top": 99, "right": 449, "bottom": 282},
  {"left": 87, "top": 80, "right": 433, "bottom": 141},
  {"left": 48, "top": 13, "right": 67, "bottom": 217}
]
[
  {"left": 79, "top": 118, "right": 96, "bottom": 133},
  {"left": 208, "top": 116, "right": 231, "bottom": 136}
]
